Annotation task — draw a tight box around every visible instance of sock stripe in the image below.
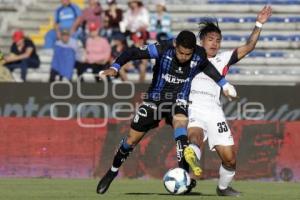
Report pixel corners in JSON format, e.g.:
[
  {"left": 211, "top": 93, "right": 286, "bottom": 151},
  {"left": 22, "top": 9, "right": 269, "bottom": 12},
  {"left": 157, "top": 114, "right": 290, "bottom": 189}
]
[
  {"left": 121, "top": 138, "right": 132, "bottom": 150},
  {"left": 174, "top": 127, "right": 187, "bottom": 139}
]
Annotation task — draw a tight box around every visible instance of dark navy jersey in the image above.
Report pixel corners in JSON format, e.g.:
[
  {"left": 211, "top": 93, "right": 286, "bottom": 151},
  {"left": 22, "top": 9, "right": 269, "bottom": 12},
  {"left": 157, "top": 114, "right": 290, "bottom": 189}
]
[{"left": 112, "top": 39, "right": 224, "bottom": 102}]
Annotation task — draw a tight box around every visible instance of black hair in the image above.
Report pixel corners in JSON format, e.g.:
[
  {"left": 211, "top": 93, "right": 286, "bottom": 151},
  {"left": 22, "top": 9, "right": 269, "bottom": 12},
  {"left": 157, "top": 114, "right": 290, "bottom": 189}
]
[
  {"left": 198, "top": 18, "right": 222, "bottom": 40},
  {"left": 176, "top": 30, "right": 196, "bottom": 49}
]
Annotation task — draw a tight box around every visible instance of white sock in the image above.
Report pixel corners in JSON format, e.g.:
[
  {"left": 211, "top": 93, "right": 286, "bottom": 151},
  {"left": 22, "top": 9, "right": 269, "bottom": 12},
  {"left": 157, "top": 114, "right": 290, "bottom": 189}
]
[
  {"left": 111, "top": 166, "right": 119, "bottom": 172},
  {"left": 189, "top": 144, "right": 201, "bottom": 161},
  {"left": 218, "top": 165, "right": 235, "bottom": 190}
]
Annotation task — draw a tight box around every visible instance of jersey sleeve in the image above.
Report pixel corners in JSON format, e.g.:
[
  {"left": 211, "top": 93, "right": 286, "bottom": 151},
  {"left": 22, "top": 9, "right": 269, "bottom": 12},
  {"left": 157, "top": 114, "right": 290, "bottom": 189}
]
[
  {"left": 202, "top": 61, "right": 224, "bottom": 84},
  {"left": 195, "top": 47, "right": 224, "bottom": 84},
  {"left": 220, "top": 49, "right": 238, "bottom": 76},
  {"left": 227, "top": 49, "right": 238, "bottom": 66},
  {"left": 112, "top": 40, "right": 172, "bottom": 71}
]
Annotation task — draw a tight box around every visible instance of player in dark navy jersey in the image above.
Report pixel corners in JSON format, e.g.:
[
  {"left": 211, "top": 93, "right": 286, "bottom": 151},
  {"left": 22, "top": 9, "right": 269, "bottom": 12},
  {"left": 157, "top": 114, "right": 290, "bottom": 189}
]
[{"left": 96, "top": 30, "right": 237, "bottom": 194}]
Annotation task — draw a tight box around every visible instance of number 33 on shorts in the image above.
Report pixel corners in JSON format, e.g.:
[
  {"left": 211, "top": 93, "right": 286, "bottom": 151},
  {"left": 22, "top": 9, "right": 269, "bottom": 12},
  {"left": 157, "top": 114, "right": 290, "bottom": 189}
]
[{"left": 217, "top": 122, "right": 228, "bottom": 133}]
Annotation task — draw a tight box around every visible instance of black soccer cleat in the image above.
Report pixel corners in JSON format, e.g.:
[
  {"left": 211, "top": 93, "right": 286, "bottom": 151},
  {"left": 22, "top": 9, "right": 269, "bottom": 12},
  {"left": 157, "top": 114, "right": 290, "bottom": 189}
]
[
  {"left": 184, "top": 178, "right": 197, "bottom": 194},
  {"left": 216, "top": 186, "right": 241, "bottom": 197},
  {"left": 96, "top": 170, "right": 118, "bottom": 194}
]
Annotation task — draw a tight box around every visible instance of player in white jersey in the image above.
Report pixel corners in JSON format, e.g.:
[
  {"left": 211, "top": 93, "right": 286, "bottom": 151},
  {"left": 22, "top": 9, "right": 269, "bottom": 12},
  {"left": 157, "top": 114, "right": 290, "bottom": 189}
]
[{"left": 183, "top": 6, "right": 272, "bottom": 197}]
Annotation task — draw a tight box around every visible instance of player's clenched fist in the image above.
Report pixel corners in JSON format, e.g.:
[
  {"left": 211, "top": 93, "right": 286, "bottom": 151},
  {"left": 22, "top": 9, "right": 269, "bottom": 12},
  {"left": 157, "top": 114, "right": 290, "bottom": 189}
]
[{"left": 222, "top": 82, "right": 237, "bottom": 101}]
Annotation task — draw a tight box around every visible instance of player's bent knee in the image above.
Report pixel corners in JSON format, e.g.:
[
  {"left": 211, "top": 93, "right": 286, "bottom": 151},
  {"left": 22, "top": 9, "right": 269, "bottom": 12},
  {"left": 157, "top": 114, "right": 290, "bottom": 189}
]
[
  {"left": 125, "top": 136, "right": 139, "bottom": 146},
  {"left": 127, "top": 129, "right": 145, "bottom": 146},
  {"left": 188, "top": 128, "right": 204, "bottom": 147},
  {"left": 222, "top": 159, "right": 236, "bottom": 170}
]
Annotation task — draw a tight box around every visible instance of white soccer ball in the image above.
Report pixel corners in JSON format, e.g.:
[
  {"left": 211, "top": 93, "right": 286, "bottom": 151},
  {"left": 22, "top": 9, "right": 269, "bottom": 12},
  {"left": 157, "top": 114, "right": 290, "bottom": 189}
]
[{"left": 163, "top": 168, "right": 191, "bottom": 195}]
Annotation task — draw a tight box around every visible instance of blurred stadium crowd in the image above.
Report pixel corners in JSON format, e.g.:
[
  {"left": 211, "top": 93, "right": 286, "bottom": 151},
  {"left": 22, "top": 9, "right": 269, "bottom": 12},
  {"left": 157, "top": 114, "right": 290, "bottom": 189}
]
[{"left": 0, "top": 0, "right": 299, "bottom": 84}]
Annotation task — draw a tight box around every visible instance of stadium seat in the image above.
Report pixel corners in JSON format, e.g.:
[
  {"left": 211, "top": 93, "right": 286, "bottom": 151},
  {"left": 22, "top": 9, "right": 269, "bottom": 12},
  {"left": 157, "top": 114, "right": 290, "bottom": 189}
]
[
  {"left": 289, "top": 35, "right": 300, "bottom": 41},
  {"left": 248, "top": 51, "right": 285, "bottom": 58},
  {"left": 187, "top": 16, "right": 300, "bottom": 24},
  {"left": 223, "top": 35, "right": 242, "bottom": 41},
  {"left": 228, "top": 67, "right": 240, "bottom": 74}
]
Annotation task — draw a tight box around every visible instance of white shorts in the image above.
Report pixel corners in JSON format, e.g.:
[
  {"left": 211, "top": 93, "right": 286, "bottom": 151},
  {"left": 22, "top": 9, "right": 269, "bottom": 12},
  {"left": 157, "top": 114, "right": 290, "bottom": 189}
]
[{"left": 188, "top": 105, "right": 234, "bottom": 151}]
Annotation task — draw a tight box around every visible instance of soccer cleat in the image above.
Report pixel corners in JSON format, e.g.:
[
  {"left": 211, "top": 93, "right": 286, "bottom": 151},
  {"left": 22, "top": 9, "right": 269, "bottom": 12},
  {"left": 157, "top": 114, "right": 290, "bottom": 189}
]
[
  {"left": 216, "top": 186, "right": 241, "bottom": 197},
  {"left": 96, "top": 170, "right": 118, "bottom": 194},
  {"left": 184, "top": 178, "right": 197, "bottom": 194},
  {"left": 184, "top": 146, "right": 202, "bottom": 176}
]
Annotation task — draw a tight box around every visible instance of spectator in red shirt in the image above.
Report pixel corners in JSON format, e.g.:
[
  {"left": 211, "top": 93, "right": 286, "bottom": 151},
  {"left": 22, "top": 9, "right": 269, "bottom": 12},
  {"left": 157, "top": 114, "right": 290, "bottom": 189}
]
[{"left": 76, "top": 22, "right": 111, "bottom": 82}]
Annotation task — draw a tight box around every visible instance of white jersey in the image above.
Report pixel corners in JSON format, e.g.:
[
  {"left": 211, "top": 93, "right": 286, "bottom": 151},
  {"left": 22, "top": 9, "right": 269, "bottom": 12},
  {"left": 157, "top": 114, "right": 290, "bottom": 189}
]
[
  {"left": 189, "top": 50, "right": 238, "bottom": 108},
  {"left": 188, "top": 50, "right": 238, "bottom": 150}
]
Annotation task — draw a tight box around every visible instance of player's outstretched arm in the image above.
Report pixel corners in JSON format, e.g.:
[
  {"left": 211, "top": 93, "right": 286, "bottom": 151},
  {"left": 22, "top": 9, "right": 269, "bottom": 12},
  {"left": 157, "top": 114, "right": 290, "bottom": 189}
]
[
  {"left": 236, "top": 5, "right": 272, "bottom": 60},
  {"left": 99, "top": 43, "right": 162, "bottom": 78}
]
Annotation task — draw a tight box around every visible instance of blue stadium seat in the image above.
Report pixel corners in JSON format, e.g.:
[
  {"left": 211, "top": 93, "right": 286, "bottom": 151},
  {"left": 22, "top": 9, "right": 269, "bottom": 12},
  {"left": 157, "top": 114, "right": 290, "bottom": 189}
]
[
  {"left": 260, "top": 35, "right": 288, "bottom": 41},
  {"left": 248, "top": 51, "right": 285, "bottom": 58},
  {"left": 289, "top": 35, "right": 300, "bottom": 41},
  {"left": 187, "top": 17, "right": 222, "bottom": 23},
  {"left": 228, "top": 67, "right": 240, "bottom": 74},
  {"left": 288, "top": 17, "right": 300, "bottom": 22},
  {"left": 222, "top": 35, "right": 242, "bottom": 41},
  {"left": 187, "top": 16, "right": 300, "bottom": 24},
  {"left": 222, "top": 34, "right": 299, "bottom": 42},
  {"left": 218, "top": 17, "right": 240, "bottom": 23},
  {"left": 248, "top": 51, "right": 266, "bottom": 57},
  {"left": 241, "top": 17, "right": 256, "bottom": 23}
]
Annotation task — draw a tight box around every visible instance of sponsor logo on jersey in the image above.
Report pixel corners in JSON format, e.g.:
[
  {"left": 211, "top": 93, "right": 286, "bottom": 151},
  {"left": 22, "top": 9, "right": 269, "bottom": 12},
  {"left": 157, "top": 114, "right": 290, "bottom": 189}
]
[
  {"left": 190, "top": 90, "right": 216, "bottom": 98},
  {"left": 215, "top": 57, "right": 222, "bottom": 63},
  {"left": 162, "top": 73, "right": 190, "bottom": 84},
  {"left": 175, "top": 67, "right": 183, "bottom": 74},
  {"left": 137, "top": 107, "right": 148, "bottom": 117},
  {"left": 166, "top": 56, "right": 172, "bottom": 61},
  {"left": 190, "top": 61, "right": 197, "bottom": 68}
]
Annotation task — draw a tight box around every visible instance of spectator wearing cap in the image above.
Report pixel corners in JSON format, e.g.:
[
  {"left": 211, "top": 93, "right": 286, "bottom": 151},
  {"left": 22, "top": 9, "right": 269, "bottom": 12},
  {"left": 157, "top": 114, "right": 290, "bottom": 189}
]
[
  {"left": 3, "top": 30, "right": 40, "bottom": 81},
  {"left": 71, "top": 0, "right": 102, "bottom": 46},
  {"left": 119, "top": 0, "right": 150, "bottom": 40},
  {"left": 104, "top": 0, "right": 123, "bottom": 38},
  {"left": 44, "top": 0, "right": 81, "bottom": 49},
  {"left": 149, "top": 0, "right": 172, "bottom": 42},
  {"left": 50, "top": 29, "right": 79, "bottom": 82},
  {"left": 76, "top": 22, "right": 111, "bottom": 82}
]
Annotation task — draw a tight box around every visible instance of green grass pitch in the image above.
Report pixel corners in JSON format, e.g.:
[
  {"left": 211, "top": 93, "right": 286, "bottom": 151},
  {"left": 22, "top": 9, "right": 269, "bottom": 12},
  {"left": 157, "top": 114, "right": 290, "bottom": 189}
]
[{"left": 0, "top": 179, "right": 299, "bottom": 200}]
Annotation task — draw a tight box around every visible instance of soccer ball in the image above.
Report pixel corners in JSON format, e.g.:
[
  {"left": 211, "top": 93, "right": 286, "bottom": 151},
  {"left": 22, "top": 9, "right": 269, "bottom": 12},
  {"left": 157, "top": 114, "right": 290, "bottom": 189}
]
[{"left": 163, "top": 168, "right": 191, "bottom": 195}]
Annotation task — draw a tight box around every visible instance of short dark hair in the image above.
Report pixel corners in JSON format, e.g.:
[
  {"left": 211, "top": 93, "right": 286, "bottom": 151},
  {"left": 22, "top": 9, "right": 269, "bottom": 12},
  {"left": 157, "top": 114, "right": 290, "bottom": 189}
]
[
  {"left": 198, "top": 18, "right": 222, "bottom": 40},
  {"left": 176, "top": 30, "right": 196, "bottom": 49}
]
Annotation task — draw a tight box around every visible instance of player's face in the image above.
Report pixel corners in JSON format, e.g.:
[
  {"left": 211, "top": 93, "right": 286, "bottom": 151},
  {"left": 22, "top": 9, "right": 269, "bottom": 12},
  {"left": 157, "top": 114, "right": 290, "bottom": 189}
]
[
  {"left": 175, "top": 45, "right": 194, "bottom": 64},
  {"left": 201, "top": 32, "right": 221, "bottom": 58}
]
